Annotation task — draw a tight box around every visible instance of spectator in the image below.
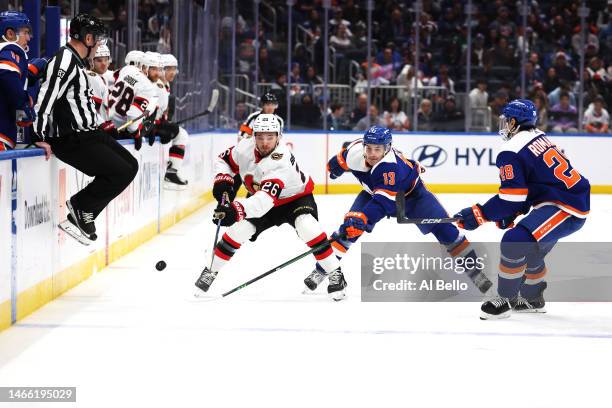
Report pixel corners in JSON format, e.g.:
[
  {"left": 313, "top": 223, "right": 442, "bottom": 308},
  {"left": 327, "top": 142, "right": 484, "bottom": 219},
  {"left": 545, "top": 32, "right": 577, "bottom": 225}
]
[
  {"left": 490, "top": 90, "right": 509, "bottom": 129},
  {"left": 438, "top": 7, "right": 460, "bottom": 37},
  {"left": 417, "top": 99, "right": 434, "bottom": 131},
  {"left": 486, "top": 37, "right": 515, "bottom": 67},
  {"left": 329, "top": 8, "right": 352, "bottom": 35},
  {"left": 571, "top": 24, "right": 600, "bottom": 56},
  {"left": 427, "top": 64, "right": 455, "bottom": 95},
  {"left": 549, "top": 91, "right": 578, "bottom": 133},
  {"left": 327, "top": 102, "right": 348, "bottom": 130},
  {"left": 489, "top": 6, "right": 516, "bottom": 38},
  {"left": 258, "top": 47, "right": 275, "bottom": 82},
  {"left": 354, "top": 104, "right": 385, "bottom": 131},
  {"left": 583, "top": 95, "right": 610, "bottom": 134},
  {"left": 397, "top": 64, "right": 423, "bottom": 100},
  {"left": 434, "top": 96, "right": 465, "bottom": 131},
  {"left": 383, "top": 96, "right": 410, "bottom": 131},
  {"left": 349, "top": 93, "right": 368, "bottom": 126},
  {"left": 381, "top": 8, "right": 408, "bottom": 46},
  {"left": 376, "top": 45, "right": 402, "bottom": 83},
  {"left": 543, "top": 67, "right": 560, "bottom": 94},
  {"left": 289, "top": 62, "right": 303, "bottom": 84},
  {"left": 269, "top": 72, "right": 288, "bottom": 108},
  {"left": 533, "top": 94, "right": 549, "bottom": 132},
  {"left": 469, "top": 78, "right": 489, "bottom": 109},
  {"left": 91, "top": 0, "right": 115, "bottom": 22},
  {"left": 523, "top": 61, "right": 543, "bottom": 89},
  {"left": 552, "top": 51, "right": 577, "bottom": 83},
  {"left": 235, "top": 102, "right": 248, "bottom": 124},
  {"left": 462, "top": 33, "right": 489, "bottom": 68},
  {"left": 587, "top": 56, "right": 608, "bottom": 82},
  {"left": 330, "top": 23, "right": 353, "bottom": 50},
  {"left": 293, "top": 94, "right": 322, "bottom": 129},
  {"left": 304, "top": 65, "right": 323, "bottom": 87},
  {"left": 548, "top": 81, "right": 576, "bottom": 107}
]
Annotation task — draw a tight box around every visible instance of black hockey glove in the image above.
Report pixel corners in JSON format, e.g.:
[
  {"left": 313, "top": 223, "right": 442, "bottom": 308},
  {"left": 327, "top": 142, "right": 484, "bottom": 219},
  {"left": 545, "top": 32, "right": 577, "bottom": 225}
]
[
  {"left": 157, "top": 121, "right": 179, "bottom": 144},
  {"left": 213, "top": 201, "right": 245, "bottom": 227},
  {"left": 133, "top": 131, "right": 143, "bottom": 151},
  {"left": 213, "top": 174, "right": 235, "bottom": 204}
]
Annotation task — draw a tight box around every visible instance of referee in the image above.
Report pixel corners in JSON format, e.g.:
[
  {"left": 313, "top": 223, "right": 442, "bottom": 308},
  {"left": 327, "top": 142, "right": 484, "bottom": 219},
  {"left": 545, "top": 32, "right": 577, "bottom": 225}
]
[{"left": 33, "top": 14, "right": 138, "bottom": 243}]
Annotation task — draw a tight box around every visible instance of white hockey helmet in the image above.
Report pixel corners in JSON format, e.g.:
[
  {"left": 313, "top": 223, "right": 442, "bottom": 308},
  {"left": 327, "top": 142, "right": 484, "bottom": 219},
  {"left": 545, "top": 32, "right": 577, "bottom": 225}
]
[
  {"left": 125, "top": 50, "right": 144, "bottom": 66},
  {"left": 252, "top": 113, "right": 282, "bottom": 136},
  {"left": 142, "top": 51, "right": 163, "bottom": 69},
  {"left": 94, "top": 44, "right": 112, "bottom": 61},
  {"left": 161, "top": 53, "right": 178, "bottom": 68}
]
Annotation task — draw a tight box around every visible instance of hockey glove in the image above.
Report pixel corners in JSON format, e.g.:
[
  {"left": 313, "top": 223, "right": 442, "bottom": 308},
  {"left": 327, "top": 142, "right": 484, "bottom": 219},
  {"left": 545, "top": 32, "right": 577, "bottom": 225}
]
[
  {"left": 340, "top": 211, "right": 369, "bottom": 239},
  {"left": 213, "top": 201, "right": 245, "bottom": 227},
  {"left": 16, "top": 94, "right": 36, "bottom": 127},
  {"left": 27, "top": 58, "right": 48, "bottom": 86},
  {"left": 496, "top": 214, "right": 518, "bottom": 230},
  {"left": 213, "top": 174, "right": 234, "bottom": 204},
  {"left": 100, "top": 120, "right": 119, "bottom": 139},
  {"left": 133, "top": 131, "right": 143, "bottom": 151},
  {"left": 327, "top": 149, "right": 348, "bottom": 179},
  {"left": 455, "top": 204, "right": 487, "bottom": 230},
  {"left": 157, "top": 121, "right": 179, "bottom": 144}
]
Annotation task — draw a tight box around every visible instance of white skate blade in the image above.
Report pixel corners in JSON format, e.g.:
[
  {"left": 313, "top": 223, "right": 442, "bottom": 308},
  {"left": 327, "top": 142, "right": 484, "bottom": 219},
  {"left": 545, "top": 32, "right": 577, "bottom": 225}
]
[
  {"left": 192, "top": 289, "right": 222, "bottom": 301},
  {"left": 329, "top": 289, "right": 346, "bottom": 302},
  {"left": 514, "top": 307, "right": 546, "bottom": 314},
  {"left": 479, "top": 310, "right": 511, "bottom": 320},
  {"left": 58, "top": 220, "right": 92, "bottom": 246}
]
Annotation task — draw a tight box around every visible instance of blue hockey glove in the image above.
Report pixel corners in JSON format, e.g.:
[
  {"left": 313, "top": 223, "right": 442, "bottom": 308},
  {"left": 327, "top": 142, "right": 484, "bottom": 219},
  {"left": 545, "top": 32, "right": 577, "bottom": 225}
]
[
  {"left": 455, "top": 204, "right": 487, "bottom": 230},
  {"left": 327, "top": 149, "right": 348, "bottom": 179},
  {"left": 340, "top": 211, "right": 371, "bottom": 239}
]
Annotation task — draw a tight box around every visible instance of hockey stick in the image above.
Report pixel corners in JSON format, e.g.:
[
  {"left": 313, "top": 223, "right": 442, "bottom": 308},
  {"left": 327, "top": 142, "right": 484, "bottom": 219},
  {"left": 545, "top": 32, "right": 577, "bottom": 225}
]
[
  {"left": 175, "top": 89, "right": 219, "bottom": 125},
  {"left": 395, "top": 189, "right": 462, "bottom": 224},
  {"left": 208, "top": 193, "right": 228, "bottom": 270},
  {"left": 195, "top": 235, "right": 341, "bottom": 300},
  {"left": 117, "top": 111, "right": 149, "bottom": 132}
]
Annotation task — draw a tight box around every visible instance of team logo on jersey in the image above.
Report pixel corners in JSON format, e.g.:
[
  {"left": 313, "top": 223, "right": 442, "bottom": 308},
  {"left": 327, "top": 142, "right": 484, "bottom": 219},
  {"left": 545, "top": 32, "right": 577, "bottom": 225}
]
[
  {"left": 411, "top": 144, "right": 448, "bottom": 168},
  {"left": 271, "top": 153, "right": 283, "bottom": 160}
]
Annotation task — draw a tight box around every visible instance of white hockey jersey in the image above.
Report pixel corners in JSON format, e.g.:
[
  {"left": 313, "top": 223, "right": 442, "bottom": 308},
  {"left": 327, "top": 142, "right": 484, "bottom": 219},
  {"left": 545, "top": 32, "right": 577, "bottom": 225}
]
[
  {"left": 238, "top": 110, "right": 285, "bottom": 140},
  {"left": 108, "top": 65, "right": 158, "bottom": 133},
  {"left": 154, "top": 79, "right": 169, "bottom": 122},
  {"left": 102, "top": 69, "right": 115, "bottom": 89},
  {"left": 87, "top": 70, "right": 109, "bottom": 121},
  {"left": 215, "top": 137, "right": 314, "bottom": 219}
]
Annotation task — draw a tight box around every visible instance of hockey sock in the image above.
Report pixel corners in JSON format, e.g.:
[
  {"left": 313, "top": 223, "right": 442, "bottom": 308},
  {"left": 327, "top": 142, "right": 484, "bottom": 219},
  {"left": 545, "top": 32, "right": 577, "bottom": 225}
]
[
  {"left": 520, "top": 263, "right": 547, "bottom": 299},
  {"left": 498, "top": 225, "right": 537, "bottom": 299},
  {"left": 211, "top": 222, "right": 255, "bottom": 271},
  {"left": 294, "top": 214, "right": 339, "bottom": 273},
  {"left": 168, "top": 144, "right": 185, "bottom": 170}
]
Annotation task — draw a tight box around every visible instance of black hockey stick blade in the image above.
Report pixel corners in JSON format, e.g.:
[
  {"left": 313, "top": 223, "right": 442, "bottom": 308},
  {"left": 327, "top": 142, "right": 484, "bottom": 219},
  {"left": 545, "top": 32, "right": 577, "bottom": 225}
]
[
  {"left": 395, "top": 189, "right": 462, "bottom": 224},
  {"left": 176, "top": 89, "right": 219, "bottom": 125}
]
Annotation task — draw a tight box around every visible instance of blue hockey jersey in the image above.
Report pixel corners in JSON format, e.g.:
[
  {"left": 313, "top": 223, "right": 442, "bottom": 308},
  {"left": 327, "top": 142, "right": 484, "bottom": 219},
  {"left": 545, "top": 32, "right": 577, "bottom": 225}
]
[
  {"left": 330, "top": 139, "right": 421, "bottom": 224},
  {"left": 481, "top": 129, "right": 590, "bottom": 220},
  {"left": 0, "top": 42, "right": 29, "bottom": 148}
]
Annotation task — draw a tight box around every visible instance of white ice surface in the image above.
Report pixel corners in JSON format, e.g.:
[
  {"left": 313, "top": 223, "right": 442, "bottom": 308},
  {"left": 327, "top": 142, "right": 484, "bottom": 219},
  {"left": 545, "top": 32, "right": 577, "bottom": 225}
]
[{"left": 1, "top": 194, "right": 611, "bottom": 408}]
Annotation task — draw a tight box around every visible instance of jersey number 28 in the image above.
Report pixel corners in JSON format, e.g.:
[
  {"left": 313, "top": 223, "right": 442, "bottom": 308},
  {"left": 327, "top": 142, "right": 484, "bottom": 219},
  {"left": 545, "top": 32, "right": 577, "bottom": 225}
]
[
  {"left": 543, "top": 147, "right": 582, "bottom": 189},
  {"left": 109, "top": 80, "right": 135, "bottom": 116}
]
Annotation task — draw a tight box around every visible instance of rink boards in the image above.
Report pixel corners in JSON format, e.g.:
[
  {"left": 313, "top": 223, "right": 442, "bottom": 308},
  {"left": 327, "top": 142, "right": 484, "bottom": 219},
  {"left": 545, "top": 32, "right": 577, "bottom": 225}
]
[{"left": 1, "top": 131, "right": 611, "bottom": 331}]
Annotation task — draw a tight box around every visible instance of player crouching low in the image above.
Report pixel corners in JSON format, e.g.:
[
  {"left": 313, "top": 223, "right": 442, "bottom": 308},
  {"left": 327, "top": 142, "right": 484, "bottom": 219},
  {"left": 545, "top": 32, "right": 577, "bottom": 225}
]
[
  {"left": 454, "top": 99, "right": 590, "bottom": 320},
  {"left": 304, "top": 126, "right": 491, "bottom": 294},
  {"left": 195, "top": 114, "right": 347, "bottom": 300}
]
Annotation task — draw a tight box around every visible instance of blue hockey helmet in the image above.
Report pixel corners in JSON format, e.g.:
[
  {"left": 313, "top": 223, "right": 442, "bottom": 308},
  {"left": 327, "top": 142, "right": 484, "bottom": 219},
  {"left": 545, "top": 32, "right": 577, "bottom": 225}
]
[
  {"left": 363, "top": 125, "right": 392, "bottom": 153},
  {"left": 0, "top": 11, "right": 31, "bottom": 38},
  {"left": 499, "top": 99, "right": 538, "bottom": 140}
]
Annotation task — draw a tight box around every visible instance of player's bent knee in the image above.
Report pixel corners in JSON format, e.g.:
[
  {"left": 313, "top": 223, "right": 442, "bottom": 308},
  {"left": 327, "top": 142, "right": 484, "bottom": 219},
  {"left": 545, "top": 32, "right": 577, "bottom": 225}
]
[
  {"left": 226, "top": 219, "right": 256, "bottom": 243},
  {"left": 294, "top": 213, "right": 322, "bottom": 242},
  {"left": 500, "top": 225, "right": 536, "bottom": 259},
  {"left": 175, "top": 127, "right": 189, "bottom": 145}
]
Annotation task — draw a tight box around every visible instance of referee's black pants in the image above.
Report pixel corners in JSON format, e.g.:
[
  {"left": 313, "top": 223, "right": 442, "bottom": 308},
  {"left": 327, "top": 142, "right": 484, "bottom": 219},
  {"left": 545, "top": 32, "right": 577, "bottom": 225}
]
[{"left": 49, "top": 130, "right": 139, "bottom": 219}]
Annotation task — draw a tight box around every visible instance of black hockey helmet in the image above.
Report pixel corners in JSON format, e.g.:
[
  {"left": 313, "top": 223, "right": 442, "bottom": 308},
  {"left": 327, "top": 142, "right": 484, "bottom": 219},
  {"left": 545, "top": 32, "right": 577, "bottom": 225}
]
[
  {"left": 70, "top": 13, "right": 107, "bottom": 45},
  {"left": 261, "top": 92, "right": 278, "bottom": 106}
]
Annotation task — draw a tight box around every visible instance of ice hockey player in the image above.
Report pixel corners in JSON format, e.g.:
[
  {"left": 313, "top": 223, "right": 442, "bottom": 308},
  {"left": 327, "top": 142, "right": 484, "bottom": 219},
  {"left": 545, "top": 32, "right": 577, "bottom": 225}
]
[
  {"left": 107, "top": 50, "right": 158, "bottom": 150},
  {"left": 454, "top": 99, "right": 590, "bottom": 320},
  {"left": 88, "top": 43, "right": 111, "bottom": 121},
  {"left": 195, "top": 113, "right": 347, "bottom": 300},
  {"left": 158, "top": 53, "right": 189, "bottom": 189},
  {"left": 0, "top": 11, "right": 36, "bottom": 151},
  {"left": 303, "top": 125, "right": 491, "bottom": 294}
]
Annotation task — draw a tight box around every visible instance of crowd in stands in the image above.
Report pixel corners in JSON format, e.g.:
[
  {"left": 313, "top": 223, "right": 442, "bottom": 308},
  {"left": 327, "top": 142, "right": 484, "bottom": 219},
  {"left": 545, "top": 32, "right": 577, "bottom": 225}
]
[{"left": 223, "top": 0, "right": 611, "bottom": 133}]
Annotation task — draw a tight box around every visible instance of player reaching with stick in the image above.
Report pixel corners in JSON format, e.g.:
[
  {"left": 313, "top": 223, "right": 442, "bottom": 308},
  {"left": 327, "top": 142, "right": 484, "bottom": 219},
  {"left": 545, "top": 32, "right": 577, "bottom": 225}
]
[{"left": 195, "top": 113, "right": 347, "bottom": 300}]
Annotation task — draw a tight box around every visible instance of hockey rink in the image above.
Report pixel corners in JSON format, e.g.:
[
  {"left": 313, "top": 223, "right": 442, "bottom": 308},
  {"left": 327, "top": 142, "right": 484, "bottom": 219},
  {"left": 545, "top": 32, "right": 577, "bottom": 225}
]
[{"left": 1, "top": 193, "right": 611, "bottom": 408}]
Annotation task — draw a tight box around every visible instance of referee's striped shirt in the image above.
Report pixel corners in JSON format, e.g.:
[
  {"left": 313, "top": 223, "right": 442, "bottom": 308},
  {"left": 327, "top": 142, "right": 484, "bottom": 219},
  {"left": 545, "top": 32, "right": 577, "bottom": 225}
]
[{"left": 33, "top": 44, "right": 100, "bottom": 140}]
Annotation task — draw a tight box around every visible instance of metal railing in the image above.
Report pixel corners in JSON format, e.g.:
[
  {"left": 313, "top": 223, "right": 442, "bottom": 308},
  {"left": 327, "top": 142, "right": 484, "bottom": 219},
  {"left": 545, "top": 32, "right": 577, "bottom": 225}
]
[{"left": 261, "top": 0, "right": 277, "bottom": 40}]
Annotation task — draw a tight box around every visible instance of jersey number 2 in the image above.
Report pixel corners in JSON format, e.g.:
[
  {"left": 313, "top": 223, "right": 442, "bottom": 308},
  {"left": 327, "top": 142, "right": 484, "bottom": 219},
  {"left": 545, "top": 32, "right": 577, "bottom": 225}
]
[{"left": 543, "top": 148, "right": 581, "bottom": 189}]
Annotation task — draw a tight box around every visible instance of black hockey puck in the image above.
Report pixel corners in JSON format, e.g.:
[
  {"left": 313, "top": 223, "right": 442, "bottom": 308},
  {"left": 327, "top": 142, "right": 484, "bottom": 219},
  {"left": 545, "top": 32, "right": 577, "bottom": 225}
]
[{"left": 155, "top": 260, "right": 167, "bottom": 271}]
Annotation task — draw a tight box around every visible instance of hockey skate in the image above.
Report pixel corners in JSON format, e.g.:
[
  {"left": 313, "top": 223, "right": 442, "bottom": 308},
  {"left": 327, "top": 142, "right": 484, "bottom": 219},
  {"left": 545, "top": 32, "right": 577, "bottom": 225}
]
[
  {"left": 59, "top": 199, "right": 97, "bottom": 245},
  {"left": 512, "top": 283, "right": 547, "bottom": 313},
  {"left": 195, "top": 267, "right": 218, "bottom": 293},
  {"left": 480, "top": 296, "right": 512, "bottom": 320},
  {"left": 303, "top": 265, "right": 327, "bottom": 292},
  {"left": 164, "top": 164, "right": 188, "bottom": 190},
  {"left": 327, "top": 268, "right": 347, "bottom": 301}
]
